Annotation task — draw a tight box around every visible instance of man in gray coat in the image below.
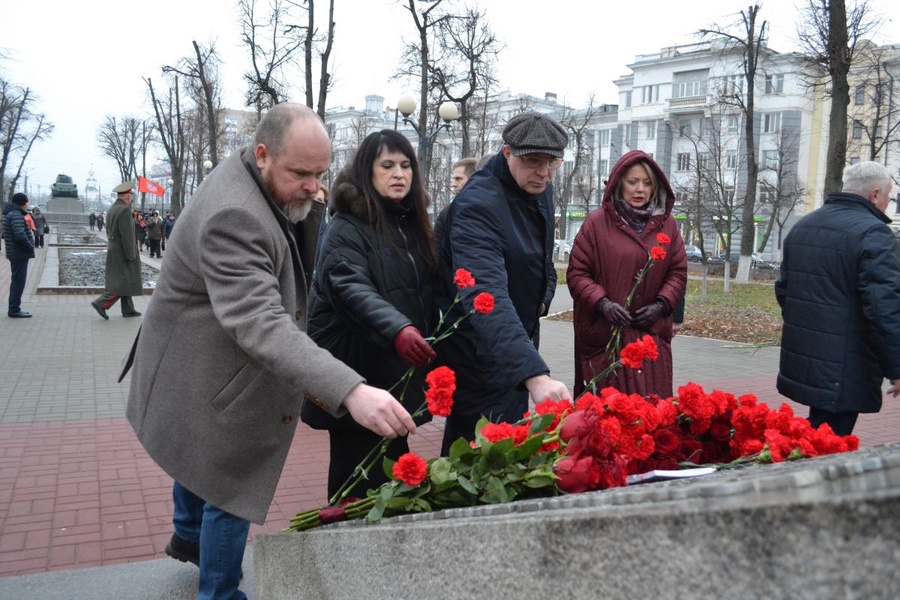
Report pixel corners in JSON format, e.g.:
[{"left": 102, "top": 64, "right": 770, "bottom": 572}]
[
  {"left": 90, "top": 181, "right": 143, "bottom": 319},
  {"left": 123, "top": 104, "right": 416, "bottom": 600}
]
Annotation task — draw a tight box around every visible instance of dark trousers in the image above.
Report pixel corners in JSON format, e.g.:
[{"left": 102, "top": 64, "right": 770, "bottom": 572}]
[
  {"left": 7, "top": 259, "right": 29, "bottom": 314},
  {"left": 34, "top": 234, "right": 45, "bottom": 248},
  {"left": 148, "top": 238, "right": 162, "bottom": 257},
  {"left": 94, "top": 293, "right": 137, "bottom": 315},
  {"left": 327, "top": 429, "right": 409, "bottom": 501},
  {"left": 808, "top": 407, "right": 859, "bottom": 436}
]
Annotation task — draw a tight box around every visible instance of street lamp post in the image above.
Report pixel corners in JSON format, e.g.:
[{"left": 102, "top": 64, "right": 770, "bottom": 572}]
[
  {"left": 167, "top": 178, "right": 174, "bottom": 214},
  {"left": 396, "top": 96, "right": 459, "bottom": 185}
]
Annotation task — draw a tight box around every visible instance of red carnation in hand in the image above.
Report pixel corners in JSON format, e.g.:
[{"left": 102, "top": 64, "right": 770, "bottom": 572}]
[
  {"left": 453, "top": 268, "right": 475, "bottom": 288},
  {"left": 650, "top": 246, "right": 667, "bottom": 261},
  {"left": 619, "top": 341, "right": 647, "bottom": 369},
  {"left": 473, "top": 292, "right": 495, "bottom": 314},
  {"left": 656, "top": 233, "right": 671, "bottom": 245},
  {"left": 392, "top": 453, "right": 428, "bottom": 486}
]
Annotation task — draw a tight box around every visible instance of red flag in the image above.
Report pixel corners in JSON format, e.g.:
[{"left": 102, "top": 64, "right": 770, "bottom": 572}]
[{"left": 138, "top": 176, "right": 165, "bottom": 197}]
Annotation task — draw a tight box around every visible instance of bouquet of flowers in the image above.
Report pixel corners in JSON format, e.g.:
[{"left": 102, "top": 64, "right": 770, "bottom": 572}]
[{"left": 289, "top": 329, "right": 859, "bottom": 531}]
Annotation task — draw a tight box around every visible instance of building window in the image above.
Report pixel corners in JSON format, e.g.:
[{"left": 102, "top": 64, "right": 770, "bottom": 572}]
[
  {"left": 598, "top": 129, "right": 610, "bottom": 145},
  {"left": 624, "top": 91, "right": 633, "bottom": 107},
  {"left": 641, "top": 85, "right": 659, "bottom": 104},
  {"left": 764, "top": 74, "right": 784, "bottom": 94},
  {"left": 624, "top": 124, "right": 633, "bottom": 145},
  {"left": 852, "top": 120, "right": 863, "bottom": 139},
  {"left": 599, "top": 159, "right": 609, "bottom": 177},
  {"left": 721, "top": 74, "right": 743, "bottom": 94},
  {"left": 763, "top": 113, "right": 781, "bottom": 133},
  {"left": 698, "top": 154, "right": 709, "bottom": 170},
  {"left": 854, "top": 84, "right": 865, "bottom": 105},
  {"left": 849, "top": 156, "right": 861, "bottom": 165},
  {"left": 764, "top": 150, "right": 779, "bottom": 170},
  {"left": 645, "top": 120, "right": 656, "bottom": 140},
  {"left": 726, "top": 150, "right": 737, "bottom": 169},
  {"left": 672, "top": 69, "right": 709, "bottom": 99},
  {"left": 726, "top": 114, "right": 740, "bottom": 134},
  {"left": 678, "top": 121, "right": 693, "bottom": 137},
  {"left": 677, "top": 153, "right": 691, "bottom": 171}
]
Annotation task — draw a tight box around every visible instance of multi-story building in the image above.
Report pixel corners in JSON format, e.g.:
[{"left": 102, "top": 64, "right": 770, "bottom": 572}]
[{"left": 611, "top": 40, "right": 830, "bottom": 259}]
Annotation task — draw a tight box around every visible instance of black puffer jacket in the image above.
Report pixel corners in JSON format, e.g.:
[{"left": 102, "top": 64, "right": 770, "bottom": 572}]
[
  {"left": 301, "top": 177, "right": 435, "bottom": 431},
  {"left": 2, "top": 203, "right": 35, "bottom": 261},
  {"left": 776, "top": 192, "right": 900, "bottom": 414}
]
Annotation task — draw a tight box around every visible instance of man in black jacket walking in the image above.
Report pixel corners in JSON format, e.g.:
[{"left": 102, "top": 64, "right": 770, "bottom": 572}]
[{"left": 776, "top": 161, "right": 900, "bottom": 435}]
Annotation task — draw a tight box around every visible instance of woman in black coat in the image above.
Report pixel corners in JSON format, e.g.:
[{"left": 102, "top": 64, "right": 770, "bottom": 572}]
[{"left": 302, "top": 130, "right": 437, "bottom": 500}]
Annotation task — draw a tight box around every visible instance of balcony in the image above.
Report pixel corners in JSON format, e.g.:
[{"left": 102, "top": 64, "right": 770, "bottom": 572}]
[{"left": 668, "top": 96, "right": 707, "bottom": 114}]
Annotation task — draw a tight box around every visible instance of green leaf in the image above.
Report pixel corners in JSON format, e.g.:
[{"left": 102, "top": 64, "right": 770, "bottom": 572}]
[
  {"left": 448, "top": 437, "right": 474, "bottom": 462},
  {"left": 429, "top": 457, "right": 453, "bottom": 485},
  {"left": 382, "top": 456, "right": 396, "bottom": 480},
  {"left": 367, "top": 497, "right": 386, "bottom": 522},
  {"left": 481, "top": 476, "right": 511, "bottom": 504},
  {"left": 528, "top": 413, "right": 556, "bottom": 434},
  {"left": 523, "top": 474, "right": 557, "bottom": 489},
  {"left": 485, "top": 440, "right": 512, "bottom": 471},
  {"left": 514, "top": 434, "right": 546, "bottom": 462},
  {"left": 457, "top": 474, "right": 478, "bottom": 495}
]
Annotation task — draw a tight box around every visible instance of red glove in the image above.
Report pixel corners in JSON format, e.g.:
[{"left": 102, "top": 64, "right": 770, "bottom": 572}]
[{"left": 393, "top": 326, "right": 436, "bottom": 368}]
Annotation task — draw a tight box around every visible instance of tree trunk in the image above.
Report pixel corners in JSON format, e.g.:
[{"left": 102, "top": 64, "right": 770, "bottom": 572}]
[{"left": 824, "top": 0, "right": 850, "bottom": 197}]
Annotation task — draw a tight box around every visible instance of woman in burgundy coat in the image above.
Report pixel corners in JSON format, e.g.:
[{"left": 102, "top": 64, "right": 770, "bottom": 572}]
[{"left": 567, "top": 150, "right": 687, "bottom": 398}]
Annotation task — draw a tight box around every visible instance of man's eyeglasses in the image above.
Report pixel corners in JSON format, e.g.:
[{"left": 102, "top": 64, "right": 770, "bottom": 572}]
[{"left": 519, "top": 155, "right": 563, "bottom": 171}]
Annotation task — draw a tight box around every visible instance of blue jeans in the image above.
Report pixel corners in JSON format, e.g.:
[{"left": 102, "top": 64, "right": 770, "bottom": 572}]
[
  {"left": 172, "top": 481, "right": 250, "bottom": 600},
  {"left": 8, "top": 259, "right": 29, "bottom": 314}
]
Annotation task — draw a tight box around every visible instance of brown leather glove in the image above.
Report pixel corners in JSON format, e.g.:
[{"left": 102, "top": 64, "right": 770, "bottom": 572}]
[
  {"left": 631, "top": 299, "right": 668, "bottom": 330},
  {"left": 597, "top": 298, "right": 632, "bottom": 327}
]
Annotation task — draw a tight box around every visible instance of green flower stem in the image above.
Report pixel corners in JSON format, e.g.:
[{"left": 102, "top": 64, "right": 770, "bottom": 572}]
[{"left": 328, "top": 438, "right": 390, "bottom": 506}]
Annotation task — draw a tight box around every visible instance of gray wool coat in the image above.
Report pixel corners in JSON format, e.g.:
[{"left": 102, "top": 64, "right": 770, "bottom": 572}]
[
  {"left": 124, "top": 148, "right": 363, "bottom": 524},
  {"left": 105, "top": 200, "right": 143, "bottom": 296}
]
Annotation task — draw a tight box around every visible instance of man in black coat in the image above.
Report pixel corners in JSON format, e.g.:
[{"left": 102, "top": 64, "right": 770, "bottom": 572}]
[
  {"left": 776, "top": 161, "right": 900, "bottom": 435},
  {"left": 435, "top": 112, "right": 572, "bottom": 454},
  {"left": 2, "top": 193, "right": 36, "bottom": 318}
]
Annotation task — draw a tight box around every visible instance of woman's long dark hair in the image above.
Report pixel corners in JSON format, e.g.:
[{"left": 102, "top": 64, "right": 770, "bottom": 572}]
[{"left": 348, "top": 129, "right": 436, "bottom": 268}]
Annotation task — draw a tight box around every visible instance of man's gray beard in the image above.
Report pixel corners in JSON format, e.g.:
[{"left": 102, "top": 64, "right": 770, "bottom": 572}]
[{"left": 280, "top": 200, "right": 313, "bottom": 223}]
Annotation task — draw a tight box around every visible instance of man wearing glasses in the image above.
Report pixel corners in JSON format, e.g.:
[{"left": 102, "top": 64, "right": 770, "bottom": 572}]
[{"left": 434, "top": 111, "right": 572, "bottom": 454}]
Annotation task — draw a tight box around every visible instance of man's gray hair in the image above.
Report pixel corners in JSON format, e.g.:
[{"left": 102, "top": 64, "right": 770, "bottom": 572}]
[
  {"left": 251, "top": 103, "right": 322, "bottom": 156},
  {"left": 842, "top": 161, "right": 891, "bottom": 196}
]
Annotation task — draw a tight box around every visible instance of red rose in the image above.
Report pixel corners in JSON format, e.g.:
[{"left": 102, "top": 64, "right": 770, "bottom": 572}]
[
  {"left": 555, "top": 456, "right": 601, "bottom": 494},
  {"left": 392, "top": 452, "right": 428, "bottom": 486},
  {"left": 653, "top": 426, "right": 681, "bottom": 454},
  {"left": 709, "top": 419, "right": 733, "bottom": 442},
  {"left": 473, "top": 292, "right": 495, "bottom": 314},
  {"left": 656, "top": 233, "right": 671, "bottom": 245},
  {"left": 453, "top": 268, "right": 475, "bottom": 288},
  {"left": 650, "top": 246, "right": 667, "bottom": 261}
]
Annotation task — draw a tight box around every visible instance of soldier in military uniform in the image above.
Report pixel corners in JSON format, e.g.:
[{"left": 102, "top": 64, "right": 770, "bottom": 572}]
[{"left": 90, "top": 181, "right": 143, "bottom": 319}]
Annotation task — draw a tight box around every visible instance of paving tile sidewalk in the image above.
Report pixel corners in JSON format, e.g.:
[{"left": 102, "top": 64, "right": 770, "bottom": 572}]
[{"left": 1, "top": 255, "right": 899, "bottom": 596}]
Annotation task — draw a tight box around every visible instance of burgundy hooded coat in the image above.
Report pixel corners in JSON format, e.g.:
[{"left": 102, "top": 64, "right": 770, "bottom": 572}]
[{"left": 567, "top": 150, "right": 687, "bottom": 398}]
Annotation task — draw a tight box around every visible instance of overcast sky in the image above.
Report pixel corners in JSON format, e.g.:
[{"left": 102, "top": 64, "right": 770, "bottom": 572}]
[{"left": 2, "top": 0, "right": 899, "bottom": 197}]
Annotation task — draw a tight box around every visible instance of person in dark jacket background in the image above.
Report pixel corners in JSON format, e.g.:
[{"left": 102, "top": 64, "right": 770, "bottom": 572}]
[
  {"left": 434, "top": 112, "right": 571, "bottom": 454},
  {"left": 2, "top": 192, "right": 36, "bottom": 318},
  {"left": 302, "top": 130, "right": 437, "bottom": 499},
  {"left": 31, "top": 207, "right": 49, "bottom": 248},
  {"left": 776, "top": 160, "right": 900, "bottom": 435}
]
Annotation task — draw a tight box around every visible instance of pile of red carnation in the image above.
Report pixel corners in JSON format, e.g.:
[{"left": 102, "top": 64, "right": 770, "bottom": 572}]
[{"left": 539, "top": 382, "right": 860, "bottom": 494}]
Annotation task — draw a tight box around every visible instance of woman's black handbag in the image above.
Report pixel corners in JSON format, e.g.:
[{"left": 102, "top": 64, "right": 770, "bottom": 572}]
[{"left": 44, "top": 226, "right": 50, "bottom": 234}]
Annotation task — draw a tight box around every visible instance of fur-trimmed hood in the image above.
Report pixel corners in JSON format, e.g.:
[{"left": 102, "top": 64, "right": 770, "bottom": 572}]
[{"left": 330, "top": 168, "right": 412, "bottom": 224}]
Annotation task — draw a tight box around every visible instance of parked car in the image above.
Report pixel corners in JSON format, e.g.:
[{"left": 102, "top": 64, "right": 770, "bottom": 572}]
[
  {"left": 684, "top": 245, "right": 703, "bottom": 262},
  {"left": 751, "top": 253, "right": 780, "bottom": 270},
  {"left": 553, "top": 239, "right": 572, "bottom": 259}
]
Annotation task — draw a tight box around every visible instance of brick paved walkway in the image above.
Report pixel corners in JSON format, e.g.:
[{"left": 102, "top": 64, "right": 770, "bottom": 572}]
[{"left": 1, "top": 249, "right": 898, "bottom": 580}]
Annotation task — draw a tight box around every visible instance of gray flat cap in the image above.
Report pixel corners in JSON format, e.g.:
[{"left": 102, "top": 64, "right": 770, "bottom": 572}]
[{"left": 502, "top": 112, "right": 568, "bottom": 158}]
